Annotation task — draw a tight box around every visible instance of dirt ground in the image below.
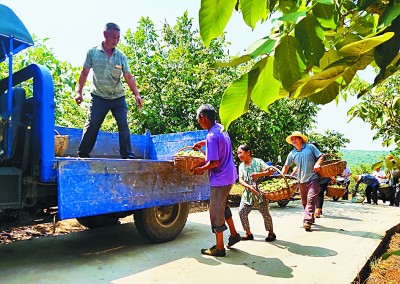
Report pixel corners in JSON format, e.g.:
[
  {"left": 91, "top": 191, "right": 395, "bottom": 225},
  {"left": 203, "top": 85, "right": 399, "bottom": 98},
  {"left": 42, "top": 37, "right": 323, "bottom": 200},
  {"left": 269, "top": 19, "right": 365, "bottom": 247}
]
[{"left": 1, "top": 200, "right": 399, "bottom": 283}]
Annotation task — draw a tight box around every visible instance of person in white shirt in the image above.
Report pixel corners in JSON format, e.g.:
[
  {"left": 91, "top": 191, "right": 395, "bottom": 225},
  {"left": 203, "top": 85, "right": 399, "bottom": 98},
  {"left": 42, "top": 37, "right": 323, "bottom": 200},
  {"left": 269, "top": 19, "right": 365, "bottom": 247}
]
[{"left": 372, "top": 167, "right": 387, "bottom": 184}]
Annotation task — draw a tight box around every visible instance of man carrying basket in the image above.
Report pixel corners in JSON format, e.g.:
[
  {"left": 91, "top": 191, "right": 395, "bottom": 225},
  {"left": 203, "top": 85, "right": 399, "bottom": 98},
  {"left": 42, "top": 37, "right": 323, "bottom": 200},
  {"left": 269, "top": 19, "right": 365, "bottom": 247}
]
[{"left": 282, "top": 131, "right": 324, "bottom": 231}]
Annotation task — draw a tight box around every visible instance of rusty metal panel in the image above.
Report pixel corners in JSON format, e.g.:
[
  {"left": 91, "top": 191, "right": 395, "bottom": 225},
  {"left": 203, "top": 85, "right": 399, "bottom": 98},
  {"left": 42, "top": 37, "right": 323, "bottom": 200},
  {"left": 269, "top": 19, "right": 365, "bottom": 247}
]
[{"left": 57, "top": 159, "right": 210, "bottom": 220}]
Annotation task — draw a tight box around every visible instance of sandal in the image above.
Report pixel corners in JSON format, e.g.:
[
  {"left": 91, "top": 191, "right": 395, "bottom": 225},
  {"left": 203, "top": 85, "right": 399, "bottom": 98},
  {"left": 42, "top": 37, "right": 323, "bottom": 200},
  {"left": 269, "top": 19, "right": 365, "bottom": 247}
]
[
  {"left": 241, "top": 234, "right": 254, "bottom": 241},
  {"left": 265, "top": 233, "right": 276, "bottom": 242},
  {"left": 201, "top": 245, "right": 226, "bottom": 257}
]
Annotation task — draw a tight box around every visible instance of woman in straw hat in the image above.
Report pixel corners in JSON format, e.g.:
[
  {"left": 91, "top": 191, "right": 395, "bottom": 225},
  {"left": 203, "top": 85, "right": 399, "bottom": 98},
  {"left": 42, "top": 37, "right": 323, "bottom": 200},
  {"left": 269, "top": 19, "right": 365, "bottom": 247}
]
[
  {"left": 282, "top": 131, "right": 325, "bottom": 231},
  {"left": 353, "top": 174, "right": 380, "bottom": 204}
]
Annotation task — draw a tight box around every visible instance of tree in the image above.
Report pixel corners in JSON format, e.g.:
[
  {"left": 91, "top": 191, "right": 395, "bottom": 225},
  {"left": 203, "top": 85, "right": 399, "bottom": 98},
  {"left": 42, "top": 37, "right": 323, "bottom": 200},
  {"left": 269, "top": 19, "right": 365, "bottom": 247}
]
[
  {"left": 308, "top": 130, "right": 350, "bottom": 154},
  {"left": 119, "top": 12, "right": 321, "bottom": 163},
  {"left": 119, "top": 13, "right": 236, "bottom": 135},
  {"left": 0, "top": 36, "right": 85, "bottom": 128},
  {"left": 348, "top": 72, "right": 400, "bottom": 148},
  {"left": 198, "top": 0, "right": 400, "bottom": 130}
]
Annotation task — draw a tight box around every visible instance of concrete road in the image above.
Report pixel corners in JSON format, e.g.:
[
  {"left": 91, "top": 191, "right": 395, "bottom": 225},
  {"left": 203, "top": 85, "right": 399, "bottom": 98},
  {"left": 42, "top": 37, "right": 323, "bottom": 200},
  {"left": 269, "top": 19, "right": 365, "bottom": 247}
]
[{"left": 0, "top": 200, "right": 399, "bottom": 284}]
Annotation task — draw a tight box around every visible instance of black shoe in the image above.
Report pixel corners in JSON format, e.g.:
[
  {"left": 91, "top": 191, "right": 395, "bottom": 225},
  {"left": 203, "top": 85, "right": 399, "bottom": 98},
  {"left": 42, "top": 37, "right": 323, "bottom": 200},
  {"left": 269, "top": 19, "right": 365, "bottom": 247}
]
[
  {"left": 227, "top": 233, "right": 241, "bottom": 248},
  {"left": 265, "top": 233, "right": 276, "bottom": 242},
  {"left": 78, "top": 153, "right": 90, "bottom": 158},
  {"left": 241, "top": 234, "right": 254, "bottom": 241},
  {"left": 123, "top": 154, "right": 136, "bottom": 159},
  {"left": 201, "top": 245, "right": 226, "bottom": 257}
]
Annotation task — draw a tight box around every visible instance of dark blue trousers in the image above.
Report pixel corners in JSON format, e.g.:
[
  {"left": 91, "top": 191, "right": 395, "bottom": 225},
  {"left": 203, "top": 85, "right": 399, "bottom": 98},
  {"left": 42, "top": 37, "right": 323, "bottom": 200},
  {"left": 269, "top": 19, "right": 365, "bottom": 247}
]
[{"left": 78, "top": 95, "right": 133, "bottom": 158}]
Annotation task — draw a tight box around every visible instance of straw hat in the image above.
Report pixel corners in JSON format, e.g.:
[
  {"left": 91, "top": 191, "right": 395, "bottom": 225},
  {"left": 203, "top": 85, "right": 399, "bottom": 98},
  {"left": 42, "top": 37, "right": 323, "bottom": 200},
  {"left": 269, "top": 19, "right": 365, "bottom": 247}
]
[
  {"left": 285, "top": 131, "right": 308, "bottom": 144},
  {"left": 353, "top": 175, "right": 361, "bottom": 182}
]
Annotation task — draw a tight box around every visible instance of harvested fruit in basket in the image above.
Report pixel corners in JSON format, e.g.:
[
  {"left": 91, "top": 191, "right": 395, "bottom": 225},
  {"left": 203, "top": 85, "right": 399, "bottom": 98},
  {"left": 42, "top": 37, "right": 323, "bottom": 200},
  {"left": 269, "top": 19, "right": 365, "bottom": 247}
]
[
  {"left": 328, "top": 184, "right": 344, "bottom": 188},
  {"left": 175, "top": 150, "right": 205, "bottom": 158},
  {"left": 258, "top": 179, "right": 297, "bottom": 192}
]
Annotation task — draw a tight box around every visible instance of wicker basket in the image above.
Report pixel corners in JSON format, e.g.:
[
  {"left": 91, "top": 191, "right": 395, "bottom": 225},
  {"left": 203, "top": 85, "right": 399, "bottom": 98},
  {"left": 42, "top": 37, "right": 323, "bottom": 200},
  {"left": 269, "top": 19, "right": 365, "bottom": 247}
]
[
  {"left": 319, "top": 154, "right": 346, "bottom": 178},
  {"left": 173, "top": 146, "right": 205, "bottom": 174},
  {"left": 326, "top": 185, "right": 346, "bottom": 198},
  {"left": 54, "top": 130, "right": 69, "bottom": 157},
  {"left": 256, "top": 166, "right": 299, "bottom": 201}
]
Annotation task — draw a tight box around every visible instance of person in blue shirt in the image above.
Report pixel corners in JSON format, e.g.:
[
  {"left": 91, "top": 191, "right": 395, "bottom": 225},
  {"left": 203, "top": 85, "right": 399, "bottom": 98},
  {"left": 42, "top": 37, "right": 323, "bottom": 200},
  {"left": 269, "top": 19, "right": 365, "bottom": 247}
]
[
  {"left": 353, "top": 174, "right": 380, "bottom": 204},
  {"left": 282, "top": 131, "right": 324, "bottom": 231}
]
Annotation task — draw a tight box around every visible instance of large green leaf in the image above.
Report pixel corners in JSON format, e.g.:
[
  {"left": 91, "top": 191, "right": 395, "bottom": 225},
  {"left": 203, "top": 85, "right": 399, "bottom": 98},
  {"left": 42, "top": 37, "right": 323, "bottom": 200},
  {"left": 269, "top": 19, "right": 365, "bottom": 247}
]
[
  {"left": 340, "top": 51, "right": 374, "bottom": 84},
  {"left": 220, "top": 71, "right": 257, "bottom": 129},
  {"left": 275, "top": 35, "right": 304, "bottom": 92},
  {"left": 378, "top": 1, "right": 400, "bottom": 28},
  {"left": 312, "top": 3, "right": 337, "bottom": 30},
  {"left": 319, "top": 50, "right": 342, "bottom": 69},
  {"left": 241, "top": 0, "right": 267, "bottom": 29},
  {"left": 246, "top": 37, "right": 276, "bottom": 57},
  {"left": 199, "top": 0, "right": 237, "bottom": 47},
  {"left": 374, "top": 16, "right": 400, "bottom": 71},
  {"left": 307, "top": 81, "right": 340, "bottom": 105},
  {"left": 213, "top": 37, "right": 276, "bottom": 68},
  {"left": 338, "top": 32, "right": 395, "bottom": 57},
  {"left": 213, "top": 55, "right": 252, "bottom": 67},
  {"left": 251, "top": 56, "right": 282, "bottom": 111},
  {"left": 295, "top": 14, "right": 325, "bottom": 66},
  {"left": 290, "top": 65, "right": 346, "bottom": 98},
  {"left": 278, "top": 10, "right": 306, "bottom": 23}
]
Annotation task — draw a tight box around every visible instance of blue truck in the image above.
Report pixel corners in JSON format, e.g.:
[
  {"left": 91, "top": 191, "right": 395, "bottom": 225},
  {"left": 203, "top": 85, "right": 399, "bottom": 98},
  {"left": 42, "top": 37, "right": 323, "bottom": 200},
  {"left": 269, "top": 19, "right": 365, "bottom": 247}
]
[{"left": 0, "top": 4, "right": 209, "bottom": 243}]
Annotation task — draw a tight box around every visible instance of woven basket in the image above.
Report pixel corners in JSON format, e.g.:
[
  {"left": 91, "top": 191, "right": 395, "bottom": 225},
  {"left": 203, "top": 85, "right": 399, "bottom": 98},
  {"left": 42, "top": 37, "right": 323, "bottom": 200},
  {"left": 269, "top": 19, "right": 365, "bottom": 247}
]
[
  {"left": 173, "top": 146, "right": 205, "bottom": 174},
  {"left": 54, "top": 130, "right": 69, "bottom": 157},
  {"left": 319, "top": 154, "right": 346, "bottom": 178},
  {"left": 326, "top": 185, "right": 346, "bottom": 198},
  {"left": 256, "top": 166, "right": 299, "bottom": 201}
]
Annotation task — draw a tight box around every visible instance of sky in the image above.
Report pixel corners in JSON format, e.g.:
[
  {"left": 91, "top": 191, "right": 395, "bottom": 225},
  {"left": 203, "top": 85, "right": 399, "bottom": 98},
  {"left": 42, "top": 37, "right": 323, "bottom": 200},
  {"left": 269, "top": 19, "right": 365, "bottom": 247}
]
[{"left": 2, "top": 0, "right": 393, "bottom": 151}]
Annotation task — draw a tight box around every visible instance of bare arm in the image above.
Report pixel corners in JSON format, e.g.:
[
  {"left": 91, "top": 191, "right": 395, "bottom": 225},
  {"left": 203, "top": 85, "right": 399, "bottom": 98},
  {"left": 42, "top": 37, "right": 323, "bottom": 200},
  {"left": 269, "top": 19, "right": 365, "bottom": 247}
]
[
  {"left": 238, "top": 176, "right": 260, "bottom": 195},
  {"left": 192, "top": 160, "right": 219, "bottom": 175},
  {"left": 314, "top": 155, "right": 325, "bottom": 172},
  {"left": 282, "top": 165, "right": 290, "bottom": 175},
  {"left": 193, "top": 140, "right": 206, "bottom": 149},
  {"left": 124, "top": 72, "right": 143, "bottom": 109},
  {"left": 74, "top": 67, "right": 90, "bottom": 105}
]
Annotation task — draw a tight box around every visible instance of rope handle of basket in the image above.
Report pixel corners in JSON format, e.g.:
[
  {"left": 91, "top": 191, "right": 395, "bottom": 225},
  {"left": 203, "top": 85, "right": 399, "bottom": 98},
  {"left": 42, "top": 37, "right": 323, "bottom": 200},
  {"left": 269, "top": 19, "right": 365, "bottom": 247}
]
[{"left": 175, "top": 145, "right": 206, "bottom": 155}]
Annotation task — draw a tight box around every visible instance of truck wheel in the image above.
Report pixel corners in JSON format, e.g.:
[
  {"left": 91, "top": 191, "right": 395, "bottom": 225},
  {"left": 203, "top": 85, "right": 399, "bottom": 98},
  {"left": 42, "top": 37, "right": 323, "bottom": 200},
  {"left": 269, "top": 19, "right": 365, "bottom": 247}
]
[
  {"left": 134, "top": 202, "right": 189, "bottom": 243},
  {"left": 76, "top": 215, "right": 120, "bottom": 229},
  {"left": 277, "top": 200, "right": 290, "bottom": 208}
]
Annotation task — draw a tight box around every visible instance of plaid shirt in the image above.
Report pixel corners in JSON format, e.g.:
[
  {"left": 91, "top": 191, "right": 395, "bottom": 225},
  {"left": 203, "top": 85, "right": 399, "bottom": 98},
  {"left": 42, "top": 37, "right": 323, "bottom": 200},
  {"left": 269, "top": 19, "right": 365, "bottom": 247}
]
[{"left": 83, "top": 43, "right": 131, "bottom": 99}]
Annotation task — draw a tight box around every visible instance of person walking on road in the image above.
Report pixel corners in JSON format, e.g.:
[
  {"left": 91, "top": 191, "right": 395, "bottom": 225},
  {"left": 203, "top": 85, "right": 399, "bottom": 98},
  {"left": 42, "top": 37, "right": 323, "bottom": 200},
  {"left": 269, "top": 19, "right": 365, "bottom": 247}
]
[
  {"left": 74, "top": 22, "right": 143, "bottom": 159},
  {"left": 282, "top": 131, "right": 324, "bottom": 231},
  {"left": 192, "top": 104, "right": 241, "bottom": 257},
  {"left": 237, "top": 144, "right": 277, "bottom": 242}
]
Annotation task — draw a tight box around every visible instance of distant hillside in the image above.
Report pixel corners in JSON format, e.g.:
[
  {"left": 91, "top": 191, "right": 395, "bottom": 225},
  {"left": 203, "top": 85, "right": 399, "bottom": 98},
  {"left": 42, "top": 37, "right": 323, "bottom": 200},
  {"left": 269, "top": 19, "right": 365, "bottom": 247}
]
[{"left": 341, "top": 150, "right": 390, "bottom": 167}]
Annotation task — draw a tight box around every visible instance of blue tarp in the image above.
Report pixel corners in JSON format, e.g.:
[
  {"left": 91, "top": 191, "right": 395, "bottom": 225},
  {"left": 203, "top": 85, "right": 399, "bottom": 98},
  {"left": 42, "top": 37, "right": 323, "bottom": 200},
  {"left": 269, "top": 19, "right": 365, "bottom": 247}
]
[{"left": 0, "top": 4, "right": 34, "bottom": 62}]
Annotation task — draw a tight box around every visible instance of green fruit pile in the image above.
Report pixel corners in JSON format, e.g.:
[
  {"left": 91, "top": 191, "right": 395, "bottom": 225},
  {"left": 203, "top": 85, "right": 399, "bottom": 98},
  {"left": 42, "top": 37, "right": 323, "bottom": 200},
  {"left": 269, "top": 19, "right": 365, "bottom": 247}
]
[
  {"left": 258, "top": 178, "right": 297, "bottom": 192},
  {"left": 175, "top": 150, "right": 205, "bottom": 158},
  {"left": 328, "top": 184, "right": 345, "bottom": 189}
]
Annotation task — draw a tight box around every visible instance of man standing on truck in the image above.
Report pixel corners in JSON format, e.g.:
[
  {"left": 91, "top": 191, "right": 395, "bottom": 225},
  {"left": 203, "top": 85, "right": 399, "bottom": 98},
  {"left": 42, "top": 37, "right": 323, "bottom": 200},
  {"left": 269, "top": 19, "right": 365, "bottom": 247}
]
[
  {"left": 192, "top": 104, "right": 241, "bottom": 257},
  {"left": 74, "top": 22, "right": 143, "bottom": 159}
]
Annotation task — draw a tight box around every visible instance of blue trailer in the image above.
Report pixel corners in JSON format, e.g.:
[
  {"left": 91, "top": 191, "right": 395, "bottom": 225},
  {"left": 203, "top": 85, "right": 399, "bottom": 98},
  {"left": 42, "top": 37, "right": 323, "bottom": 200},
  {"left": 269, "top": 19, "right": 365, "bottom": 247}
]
[{"left": 0, "top": 4, "right": 209, "bottom": 243}]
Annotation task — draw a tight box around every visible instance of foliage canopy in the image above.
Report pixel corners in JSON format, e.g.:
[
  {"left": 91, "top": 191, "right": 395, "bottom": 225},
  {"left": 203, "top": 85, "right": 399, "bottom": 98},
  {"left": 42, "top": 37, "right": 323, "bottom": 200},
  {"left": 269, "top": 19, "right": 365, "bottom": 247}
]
[{"left": 198, "top": 0, "right": 400, "bottom": 129}]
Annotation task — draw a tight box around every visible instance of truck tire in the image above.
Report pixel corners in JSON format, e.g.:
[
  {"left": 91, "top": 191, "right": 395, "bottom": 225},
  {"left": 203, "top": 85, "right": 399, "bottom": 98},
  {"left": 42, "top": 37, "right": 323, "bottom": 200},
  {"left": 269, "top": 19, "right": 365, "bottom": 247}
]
[
  {"left": 277, "top": 199, "right": 290, "bottom": 208},
  {"left": 134, "top": 202, "right": 189, "bottom": 243},
  {"left": 76, "top": 215, "right": 120, "bottom": 229}
]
